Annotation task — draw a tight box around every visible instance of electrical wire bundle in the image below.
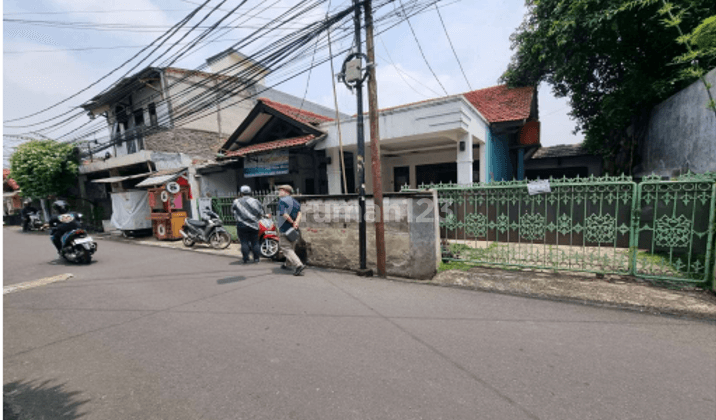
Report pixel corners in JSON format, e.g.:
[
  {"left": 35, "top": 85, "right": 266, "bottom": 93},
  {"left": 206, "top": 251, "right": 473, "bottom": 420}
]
[{"left": 4, "top": 0, "right": 459, "bottom": 156}]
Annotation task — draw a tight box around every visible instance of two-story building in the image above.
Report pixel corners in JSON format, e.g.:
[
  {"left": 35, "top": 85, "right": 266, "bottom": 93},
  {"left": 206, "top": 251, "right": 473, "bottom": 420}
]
[{"left": 77, "top": 48, "right": 338, "bottom": 228}]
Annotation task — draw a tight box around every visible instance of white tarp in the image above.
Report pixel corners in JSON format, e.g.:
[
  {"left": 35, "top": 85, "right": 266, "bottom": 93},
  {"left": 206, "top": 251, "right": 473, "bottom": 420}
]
[{"left": 110, "top": 190, "right": 152, "bottom": 230}]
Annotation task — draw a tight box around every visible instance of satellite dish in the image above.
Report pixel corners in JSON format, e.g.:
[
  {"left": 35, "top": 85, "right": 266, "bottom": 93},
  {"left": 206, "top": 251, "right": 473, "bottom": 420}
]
[{"left": 166, "top": 182, "right": 181, "bottom": 194}]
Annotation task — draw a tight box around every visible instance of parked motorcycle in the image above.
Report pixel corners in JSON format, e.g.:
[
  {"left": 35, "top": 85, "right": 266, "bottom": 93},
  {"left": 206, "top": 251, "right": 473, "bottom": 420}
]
[
  {"left": 23, "top": 211, "right": 45, "bottom": 232},
  {"left": 180, "top": 209, "right": 232, "bottom": 249},
  {"left": 57, "top": 227, "right": 98, "bottom": 264},
  {"left": 258, "top": 216, "right": 279, "bottom": 259}
]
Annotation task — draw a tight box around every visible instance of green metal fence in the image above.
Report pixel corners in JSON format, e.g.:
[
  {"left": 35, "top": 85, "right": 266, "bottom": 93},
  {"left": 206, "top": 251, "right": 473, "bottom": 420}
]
[
  {"left": 404, "top": 173, "right": 716, "bottom": 287},
  {"left": 210, "top": 190, "right": 284, "bottom": 223}
]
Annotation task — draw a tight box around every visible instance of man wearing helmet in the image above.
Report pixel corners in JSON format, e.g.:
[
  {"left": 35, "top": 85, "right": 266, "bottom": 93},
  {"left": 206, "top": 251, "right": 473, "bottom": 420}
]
[
  {"left": 231, "top": 185, "right": 264, "bottom": 264},
  {"left": 48, "top": 200, "right": 82, "bottom": 254}
]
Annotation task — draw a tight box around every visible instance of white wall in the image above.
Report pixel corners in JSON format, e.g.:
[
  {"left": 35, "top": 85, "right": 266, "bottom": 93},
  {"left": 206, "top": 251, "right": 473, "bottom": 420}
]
[{"left": 321, "top": 96, "right": 489, "bottom": 194}]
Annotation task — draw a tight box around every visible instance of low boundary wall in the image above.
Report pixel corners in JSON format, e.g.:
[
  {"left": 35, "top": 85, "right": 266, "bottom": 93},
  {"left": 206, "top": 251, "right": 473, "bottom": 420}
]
[{"left": 298, "top": 191, "right": 440, "bottom": 279}]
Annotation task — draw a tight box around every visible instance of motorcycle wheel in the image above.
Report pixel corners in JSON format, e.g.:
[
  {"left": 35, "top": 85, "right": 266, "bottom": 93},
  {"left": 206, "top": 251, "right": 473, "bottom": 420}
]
[
  {"left": 260, "top": 238, "right": 279, "bottom": 258},
  {"left": 210, "top": 231, "right": 231, "bottom": 249},
  {"left": 79, "top": 249, "right": 92, "bottom": 264},
  {"left": 182, "top": 235, "right": 196, "bottom": 247}
]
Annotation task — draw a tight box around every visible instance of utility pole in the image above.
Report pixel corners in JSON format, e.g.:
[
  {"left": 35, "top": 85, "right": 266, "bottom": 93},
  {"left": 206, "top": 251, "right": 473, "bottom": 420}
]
[
  {"left": 352, "top": 0, "right": 370, "bottom": 276},
  {"left": 364, "top": 0, "right": 386, "bottom": 277}
]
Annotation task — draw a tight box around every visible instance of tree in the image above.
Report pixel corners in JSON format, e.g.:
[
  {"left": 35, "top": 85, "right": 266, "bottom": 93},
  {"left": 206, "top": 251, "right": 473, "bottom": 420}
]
[
  {"left": 9, "top": 140, "right": 79, "bottom": 199},
  {"left": 501, "top": 0, "right": 716, "bottom": 174}
]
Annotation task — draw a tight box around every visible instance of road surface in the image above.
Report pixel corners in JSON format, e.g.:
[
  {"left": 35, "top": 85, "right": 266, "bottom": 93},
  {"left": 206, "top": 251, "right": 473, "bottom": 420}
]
[{"left": 3, "top": 227, "right": 715, "bottom": 419}]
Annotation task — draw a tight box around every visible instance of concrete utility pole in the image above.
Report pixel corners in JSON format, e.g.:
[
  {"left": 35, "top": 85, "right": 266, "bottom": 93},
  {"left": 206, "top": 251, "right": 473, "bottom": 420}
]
[
  {"left": 364, "top": 0, "right": 386, "bottom": 277},
  {"left": 352, "top": 0, "right": 369, "bottom": 275}
]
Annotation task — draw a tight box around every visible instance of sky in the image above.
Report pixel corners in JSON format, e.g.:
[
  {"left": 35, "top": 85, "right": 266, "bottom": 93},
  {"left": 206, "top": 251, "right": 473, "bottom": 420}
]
[{"left": 2, "top": 0, "right": 584, "bottom": 166}]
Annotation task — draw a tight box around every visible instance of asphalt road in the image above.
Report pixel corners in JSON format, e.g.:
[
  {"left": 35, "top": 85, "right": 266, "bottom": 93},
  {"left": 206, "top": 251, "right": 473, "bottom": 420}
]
[{"left": 3, "top": 226, "right": 716, "bottom": 420}]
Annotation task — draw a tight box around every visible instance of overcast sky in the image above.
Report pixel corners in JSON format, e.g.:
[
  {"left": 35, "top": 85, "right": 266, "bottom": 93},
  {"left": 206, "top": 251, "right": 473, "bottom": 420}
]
[{"left": 3, "top": 0, "right": 584, "bottom": 166}]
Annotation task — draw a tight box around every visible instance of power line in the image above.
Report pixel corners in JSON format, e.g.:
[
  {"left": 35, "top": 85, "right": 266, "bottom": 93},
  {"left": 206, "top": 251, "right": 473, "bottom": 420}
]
[
  {"left": 377, "top": 36, "right": 441, "bottom": 98},
  {"left": 434, "top": 3, "right": 471, "bottom": 91},
  {"left": 7, "top": 0, "right": 451, "bottom": 145},
  {"left": 397, "top": 0, "right": 447, "bottom": 95},
  {"left": 3, "top": 9, "right": 194, "bottom": 16},
  {"left": 3, "top": 0, "right": 213, "bottom": 125}
]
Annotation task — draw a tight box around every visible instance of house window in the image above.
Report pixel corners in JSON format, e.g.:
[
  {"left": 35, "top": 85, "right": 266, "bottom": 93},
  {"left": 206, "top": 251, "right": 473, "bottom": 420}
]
[
  {"left": 148, "top": 103, "right": 158, "bottom": 126},
  {"left": 134, "top": 109, "right": 145, "bottom": 127}
]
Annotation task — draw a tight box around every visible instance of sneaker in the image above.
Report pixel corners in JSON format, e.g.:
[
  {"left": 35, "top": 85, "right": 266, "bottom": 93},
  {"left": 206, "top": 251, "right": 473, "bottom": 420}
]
[{"left": 293, "top": 265, "right": 305, "bottom": 276}]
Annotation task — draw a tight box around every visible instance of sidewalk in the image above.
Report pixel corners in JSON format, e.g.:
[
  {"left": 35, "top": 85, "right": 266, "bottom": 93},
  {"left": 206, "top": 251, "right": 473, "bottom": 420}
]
[{"left": 96, "top": 231, "right": 716, "bottom": 321}]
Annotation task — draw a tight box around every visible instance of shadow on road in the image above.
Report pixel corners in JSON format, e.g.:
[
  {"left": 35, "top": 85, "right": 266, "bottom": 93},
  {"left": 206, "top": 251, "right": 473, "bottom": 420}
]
[
  {"left": 217, "top": 276, "right": 247, "bottom": 285},
  {"left": 46, "top": 259, "right": 97, "bottom": 267},
  {"left": 3, "top": 379, "right": 90, "bottom": 420}
]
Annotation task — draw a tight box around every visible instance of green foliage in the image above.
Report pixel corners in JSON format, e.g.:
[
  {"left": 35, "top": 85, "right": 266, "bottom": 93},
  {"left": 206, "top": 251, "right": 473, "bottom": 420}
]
[
  {"left": 501, "top": 0, "right": 716, "bottom": 173},
  {"left": 691, "top": 15, "right": 716, "bottom": 49},
  {"left": 9, "top": 139, "right": 79, "bottom": 199},
  {"left": 438, "top": 261, "right": 476, "bottom": 272}
]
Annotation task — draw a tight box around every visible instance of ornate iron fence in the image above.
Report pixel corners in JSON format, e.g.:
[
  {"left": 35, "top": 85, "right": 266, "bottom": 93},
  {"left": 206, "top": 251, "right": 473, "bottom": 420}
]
[
  {"left": 404, "top": 173, "right": 716, "bottom": 287},
  {"left": 632, "top": 174, "right": 716, "bottom": 284}
]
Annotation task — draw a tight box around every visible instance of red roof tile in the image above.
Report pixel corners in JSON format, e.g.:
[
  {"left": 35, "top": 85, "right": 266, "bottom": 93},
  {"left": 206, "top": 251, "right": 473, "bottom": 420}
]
[
  {"left": 224, "top": 135, "right": 315, "bottom": 158},
  {"left": 259, "top": 98, "right": 333, "bottom": 126},
  {"left": 463, "top": 85, "right": 534, "bottom": 123},
  {"left": 3, "top": 169, "right": 19, "bottom": 190}
]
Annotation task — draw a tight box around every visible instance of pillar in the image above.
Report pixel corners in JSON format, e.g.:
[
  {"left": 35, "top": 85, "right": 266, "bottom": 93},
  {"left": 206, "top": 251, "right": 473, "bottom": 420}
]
[
  {"left": 326, "top": 148, "right": 342, "bottom": 195},
  {"left": 457, "top": 133, "right": 473, "bottom": 185},
  {"left": 478, "top": 139, "right": 487, "bottom": 184},
  {"left": 517, "top": 148, "right": 525, "bottom": 180}
]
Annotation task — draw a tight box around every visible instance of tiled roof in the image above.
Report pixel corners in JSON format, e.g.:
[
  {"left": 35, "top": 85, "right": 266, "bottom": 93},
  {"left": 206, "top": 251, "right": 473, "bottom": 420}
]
[
  {"left": 259, "top": 98, "right": 333, "bottom": 126},
  {"left": 463, "top": 85, "right": 534, "bottom": 123},
  {"left": 531, "top": 143, "right": 592, "bottom": 160},
  {"left": 223, "top": 135, "right": 315, "bottom": 158},
  {"left": 3, "top": 169, "right": 19, "bottom": 190}
]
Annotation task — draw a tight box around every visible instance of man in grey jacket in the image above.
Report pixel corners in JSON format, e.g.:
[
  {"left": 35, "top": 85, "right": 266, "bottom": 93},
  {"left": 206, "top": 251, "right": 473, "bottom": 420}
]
[{"left": 232, "top": 185, "right": 265, "bottom": 263}]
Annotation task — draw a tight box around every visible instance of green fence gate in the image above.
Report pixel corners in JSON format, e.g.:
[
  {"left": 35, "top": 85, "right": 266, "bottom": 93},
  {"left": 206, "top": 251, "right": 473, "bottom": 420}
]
[{"left": 406, "top": 173, "right": 716, "bottom": 288}]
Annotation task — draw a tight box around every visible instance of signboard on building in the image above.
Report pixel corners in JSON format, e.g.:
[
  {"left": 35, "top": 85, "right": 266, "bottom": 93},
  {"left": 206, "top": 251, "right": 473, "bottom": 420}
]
[{"left": 244, "top": 150, "right": 289, "bottom": 178}]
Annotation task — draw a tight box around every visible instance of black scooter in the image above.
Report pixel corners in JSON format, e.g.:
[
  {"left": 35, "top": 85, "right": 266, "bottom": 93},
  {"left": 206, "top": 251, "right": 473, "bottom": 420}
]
[{"left": 179, "top": 209, "right": 232, "bottom": 249}]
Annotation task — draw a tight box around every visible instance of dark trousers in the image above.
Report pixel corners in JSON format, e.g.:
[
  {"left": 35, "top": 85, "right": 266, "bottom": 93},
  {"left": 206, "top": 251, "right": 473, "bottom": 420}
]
[
  {"left": 237, "top": 225, "right": 260, "bottom": 262},
  {"left": 51, "top": 233, "right": 63, "bottom": 251}
]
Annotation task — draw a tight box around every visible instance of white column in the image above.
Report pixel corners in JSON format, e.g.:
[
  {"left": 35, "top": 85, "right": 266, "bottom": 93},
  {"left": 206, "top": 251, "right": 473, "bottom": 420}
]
[
  {"left": 478, "top": 139, "right": 487, "bottom": 183},
  {"left": 326, "top": 148, "right": 342, "bottom": 195},
  {"left": 187, "top": 165, "right": 201, "bottom": 219},
  {"left": 457, "top": 132, "right": 473, "bottom": 185}
]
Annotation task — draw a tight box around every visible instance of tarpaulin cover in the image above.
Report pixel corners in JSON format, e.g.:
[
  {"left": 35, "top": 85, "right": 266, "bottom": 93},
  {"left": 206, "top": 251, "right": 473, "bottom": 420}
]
[{"left": 111, "top": 190, "right": 152, "bottom": 230}]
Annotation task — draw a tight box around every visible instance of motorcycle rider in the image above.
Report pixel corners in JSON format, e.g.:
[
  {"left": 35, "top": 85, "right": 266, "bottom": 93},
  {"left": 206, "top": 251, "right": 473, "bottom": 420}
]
[
  {"left": 48, "top": 200, "right": 82, "bottom": 254},
  {"left": 20, "top": 199, "right": 39, "bottom": 231}
]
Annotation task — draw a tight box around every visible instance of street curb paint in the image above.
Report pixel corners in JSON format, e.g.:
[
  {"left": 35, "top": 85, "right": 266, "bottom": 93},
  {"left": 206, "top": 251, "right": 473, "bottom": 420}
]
[{"left": 3, "top": 273, "right": 74, "bottom": 295}]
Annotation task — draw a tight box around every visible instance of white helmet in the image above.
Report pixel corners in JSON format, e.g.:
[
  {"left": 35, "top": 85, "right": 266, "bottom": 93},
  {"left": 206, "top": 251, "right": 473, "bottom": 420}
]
[{"left": 240, "top": 185, "right": 251, "bottom": 195}]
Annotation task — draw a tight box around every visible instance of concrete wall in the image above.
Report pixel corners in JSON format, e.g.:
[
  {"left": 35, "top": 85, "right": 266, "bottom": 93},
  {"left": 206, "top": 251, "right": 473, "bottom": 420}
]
[
  {"left": 164, "top": 69, "right": 255, "bottom": 136},
  {"left": 199, "top": 168, "right": 240, "bottom": 198},
  {"left": 298, "top": 192, "right": 440, "bottom": 279},
  {"left": 638, "top": 67, "right": 716, "bottom": 177}
]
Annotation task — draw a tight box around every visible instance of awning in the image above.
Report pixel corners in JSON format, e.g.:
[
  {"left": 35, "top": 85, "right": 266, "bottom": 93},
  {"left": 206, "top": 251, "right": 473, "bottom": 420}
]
[
  {"left": 91, "top": 173, "right": 152, "bottom": 183},
  {"left": 134, "top": 170, "right": 186, "bottom": 188}
]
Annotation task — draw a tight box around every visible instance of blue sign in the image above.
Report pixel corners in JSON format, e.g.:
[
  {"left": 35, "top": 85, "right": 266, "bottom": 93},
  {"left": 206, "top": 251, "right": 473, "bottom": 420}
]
[{"left": 244, "top": 150, "right": 289, "bottom": 178}]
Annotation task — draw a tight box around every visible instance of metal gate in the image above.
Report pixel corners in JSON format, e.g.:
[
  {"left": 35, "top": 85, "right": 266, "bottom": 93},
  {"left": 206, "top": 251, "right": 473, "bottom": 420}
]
[
  {"left": 408, "top": 173, "right": 716, "bottom": 287},
  {"left": 632, "top": 174, "right": 716, "bottom": 284}
]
